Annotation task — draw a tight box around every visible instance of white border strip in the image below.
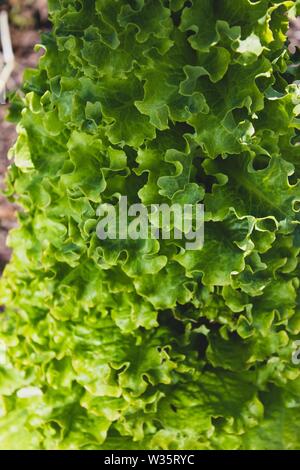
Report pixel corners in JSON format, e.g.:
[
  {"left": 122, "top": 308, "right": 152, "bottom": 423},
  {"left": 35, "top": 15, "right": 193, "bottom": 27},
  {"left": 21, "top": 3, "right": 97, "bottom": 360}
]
[{"left": 0, "top": 10, "right": 15, "bottom": 104}]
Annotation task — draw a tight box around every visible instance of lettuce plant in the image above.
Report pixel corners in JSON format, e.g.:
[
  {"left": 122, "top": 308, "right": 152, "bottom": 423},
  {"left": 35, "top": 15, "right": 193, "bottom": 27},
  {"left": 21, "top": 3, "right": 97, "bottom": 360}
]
[{"left": 0, "top": 0, "right": 300, "bottom": 450}]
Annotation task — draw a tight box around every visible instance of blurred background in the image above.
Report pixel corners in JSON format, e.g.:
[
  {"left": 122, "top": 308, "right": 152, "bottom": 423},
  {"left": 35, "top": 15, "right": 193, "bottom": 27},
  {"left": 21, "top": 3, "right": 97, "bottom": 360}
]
[
  {"left": 0, "top": 0, "right": 48, "bottom": 272},
  {"left": 288, "top": 17, "right": 300, "bottom": 53}
]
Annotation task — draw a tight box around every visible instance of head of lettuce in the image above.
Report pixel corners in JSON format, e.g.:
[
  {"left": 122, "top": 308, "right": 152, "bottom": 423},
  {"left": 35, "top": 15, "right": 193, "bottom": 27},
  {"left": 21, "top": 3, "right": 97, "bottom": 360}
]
[{"left": 0, "top": 0, "right": 300, "bottom": 450}]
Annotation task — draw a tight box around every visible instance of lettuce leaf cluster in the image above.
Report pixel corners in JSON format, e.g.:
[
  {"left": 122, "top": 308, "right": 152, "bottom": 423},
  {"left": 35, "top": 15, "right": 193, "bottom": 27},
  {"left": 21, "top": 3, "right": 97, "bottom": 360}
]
[{"left": 1, "top": 0, "right": 300, "bottom": 450}]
